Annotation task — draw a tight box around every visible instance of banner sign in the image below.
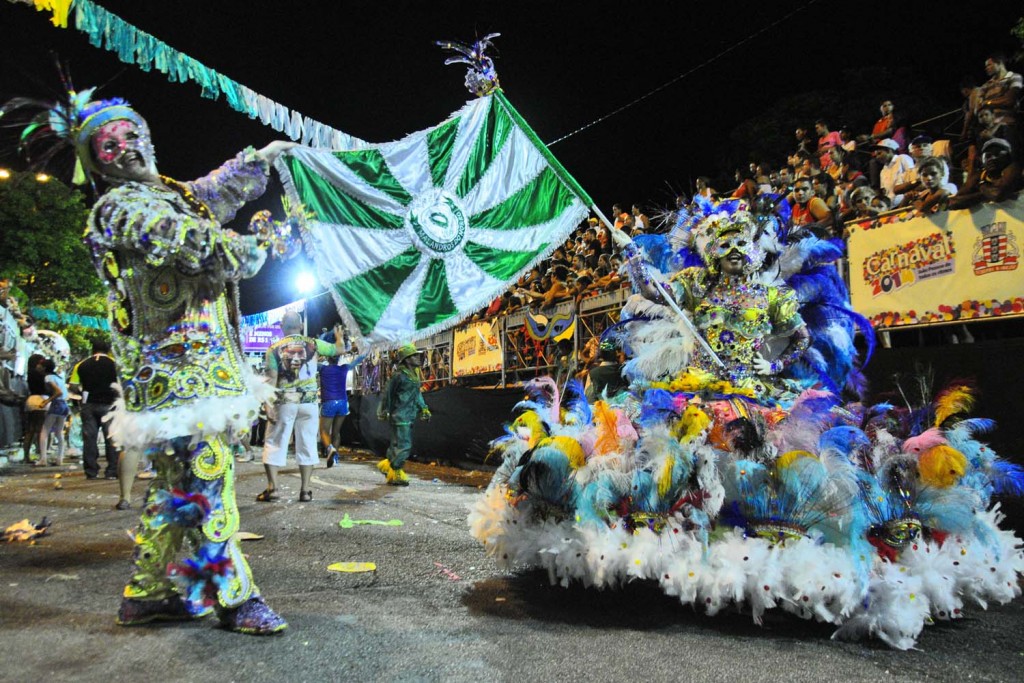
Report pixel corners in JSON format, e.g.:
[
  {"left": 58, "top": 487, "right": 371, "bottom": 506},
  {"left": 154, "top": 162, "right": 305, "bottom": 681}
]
[
  {"left": 240, "top": 300, "right": 304, "bottom": 353},
  {"left": 847, "top": 198, "right": 1023, "bottom": 328},
  {"left": 452, "top": 321, "right": 503, "bottom": 377},
  {"left": 241, "top": 325, "right": 283, "bottom": 355}
]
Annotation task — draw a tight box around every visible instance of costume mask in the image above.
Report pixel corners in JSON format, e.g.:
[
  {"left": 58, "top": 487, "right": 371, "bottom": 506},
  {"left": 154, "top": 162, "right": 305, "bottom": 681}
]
[
  {"left": 713, "top": 230, "right": 752, "bottom": 259},
  {"left": 695, "top": 211, "right": 765, "bottom": 275},
  {"left": 89, "top": 119, "right": 157, "bottom": 181}
]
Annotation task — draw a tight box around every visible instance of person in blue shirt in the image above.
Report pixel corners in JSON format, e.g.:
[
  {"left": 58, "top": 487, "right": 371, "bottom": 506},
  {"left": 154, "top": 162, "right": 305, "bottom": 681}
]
[{"left": 318, "top": 330, "right": 364, "bottom": 468}]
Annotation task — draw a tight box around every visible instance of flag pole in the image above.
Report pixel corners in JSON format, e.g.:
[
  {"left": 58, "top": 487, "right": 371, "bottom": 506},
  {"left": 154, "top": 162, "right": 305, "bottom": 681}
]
[
  {"left": 589, "top": 206, "right": 725, "bottom": 368},
  {"left": 493, "top": 92, "right": 725, "bottom": 369}
]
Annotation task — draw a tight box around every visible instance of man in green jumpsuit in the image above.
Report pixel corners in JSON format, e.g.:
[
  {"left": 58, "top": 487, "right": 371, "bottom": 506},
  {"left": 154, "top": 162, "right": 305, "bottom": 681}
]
[{"left": 376, "top": 344, "right": 431, "bottom": 486}]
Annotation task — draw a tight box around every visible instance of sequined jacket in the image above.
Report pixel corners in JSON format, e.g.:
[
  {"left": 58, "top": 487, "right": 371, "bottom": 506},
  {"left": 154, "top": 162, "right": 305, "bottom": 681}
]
[
  {"left": 86, "top": 149, "right": 269, "bottom": 419},
  {"left": 671, "top": 267, "right": 806, "bottom": 396}
]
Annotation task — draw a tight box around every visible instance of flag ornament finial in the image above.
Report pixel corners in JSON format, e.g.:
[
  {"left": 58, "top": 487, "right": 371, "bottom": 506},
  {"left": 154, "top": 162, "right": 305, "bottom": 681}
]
[{"left": 435, "top": 33, "right": 501, "bottom": 97}]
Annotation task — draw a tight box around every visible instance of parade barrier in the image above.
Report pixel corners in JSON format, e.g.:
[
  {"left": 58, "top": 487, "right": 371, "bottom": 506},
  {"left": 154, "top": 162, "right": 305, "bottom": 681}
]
[
  {"left": 408, "top": 286, "right": 629, "bottom": 387},
  {"left": 847, "top": 196, "right": 1024, "bottom": 329},
  {"left": 352, "top": 387, "right": 520, "bottom": 465}
]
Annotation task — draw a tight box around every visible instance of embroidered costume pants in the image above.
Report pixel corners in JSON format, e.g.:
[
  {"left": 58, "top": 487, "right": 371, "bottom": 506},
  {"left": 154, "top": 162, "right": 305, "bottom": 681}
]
[{"left": 123, "top": 434, "right": 257, "bottom": 610}]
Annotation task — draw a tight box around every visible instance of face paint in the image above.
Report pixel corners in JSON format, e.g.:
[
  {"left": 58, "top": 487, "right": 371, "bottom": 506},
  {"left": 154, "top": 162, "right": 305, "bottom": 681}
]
[
  {"left": 90, "top": 119, "right": 158, "bottom": 181},
  {"left": 91, "top": 120, "right": 133, "bottom": 164}
]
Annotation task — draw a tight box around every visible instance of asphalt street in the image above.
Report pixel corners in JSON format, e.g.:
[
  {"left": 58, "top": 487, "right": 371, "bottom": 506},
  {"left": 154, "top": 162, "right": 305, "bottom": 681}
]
[{"left": 1, "top": 451, "right": 1022, "bottom": 683}]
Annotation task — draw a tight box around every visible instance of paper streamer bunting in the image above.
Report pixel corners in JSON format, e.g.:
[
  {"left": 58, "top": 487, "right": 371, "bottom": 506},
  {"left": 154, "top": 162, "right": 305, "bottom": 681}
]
[
  {"left": 30, "top": 307, "right": 110, "bottom": 331},
  {"left": 15, "top": 0, "right": 364, "bottom": 149}
]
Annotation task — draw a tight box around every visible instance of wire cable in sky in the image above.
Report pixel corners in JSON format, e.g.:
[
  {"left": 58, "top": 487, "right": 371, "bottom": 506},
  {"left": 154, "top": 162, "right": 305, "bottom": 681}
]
[{"left": 546, "top": 0, "right": 821, "bottom": 147}]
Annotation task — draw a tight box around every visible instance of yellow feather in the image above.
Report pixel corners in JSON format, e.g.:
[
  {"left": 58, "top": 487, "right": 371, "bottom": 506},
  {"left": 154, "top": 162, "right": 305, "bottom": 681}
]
[
  {"left": 511, "top": 411, "right": 546, "bottom": 449},
  {"left": 918, "top": 444, "right": 968, "bottom": 488},
  {"left": 657, "top": 455, "right": 675, "bottom": 497},
  {"left": 934, "top": 386, "right": 974, "bottom": 427},
  {"left": 678, "top": 405, "right": 711, "bottom": 443},
  {"left": 538, "top": 435, "right": 587, "bottom": 469},
  {"left": 776, "top": 450, "right": 817, "bottom": 469}
]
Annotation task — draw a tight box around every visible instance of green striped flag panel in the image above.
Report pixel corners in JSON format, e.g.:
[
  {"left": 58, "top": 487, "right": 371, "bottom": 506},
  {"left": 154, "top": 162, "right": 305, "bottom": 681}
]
[{"left": 275, "top": 93, "right": 589, "bottom": 349}]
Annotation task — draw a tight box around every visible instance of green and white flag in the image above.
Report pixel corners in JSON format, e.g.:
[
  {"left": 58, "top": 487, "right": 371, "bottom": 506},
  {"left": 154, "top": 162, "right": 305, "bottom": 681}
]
[{"left": 275, "top": 92, "right": 591, "bottom": 349}]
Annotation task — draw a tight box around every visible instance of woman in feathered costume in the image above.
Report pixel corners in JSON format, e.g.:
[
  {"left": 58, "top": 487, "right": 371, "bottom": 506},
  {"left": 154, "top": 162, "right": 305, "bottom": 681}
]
[{"left": 660, "top": 200, "right": 810, "bottom": 400}]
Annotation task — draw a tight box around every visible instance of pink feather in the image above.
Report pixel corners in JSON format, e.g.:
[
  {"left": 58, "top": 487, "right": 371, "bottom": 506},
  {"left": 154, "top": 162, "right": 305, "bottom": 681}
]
[
  {"left": 902, "top": 427, "right": 947, "bottom": 454},
  {"left": 615, "top": 410, "right": 639, "bottom": 442},
  {"left": 525, "top": 377, "right": 561, "bottom": 425}
]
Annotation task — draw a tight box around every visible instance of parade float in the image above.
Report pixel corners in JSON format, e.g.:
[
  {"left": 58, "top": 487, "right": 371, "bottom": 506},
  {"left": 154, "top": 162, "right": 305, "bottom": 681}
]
[{"left": 469, "top": 197, "right": 1024, "bottom": 649}]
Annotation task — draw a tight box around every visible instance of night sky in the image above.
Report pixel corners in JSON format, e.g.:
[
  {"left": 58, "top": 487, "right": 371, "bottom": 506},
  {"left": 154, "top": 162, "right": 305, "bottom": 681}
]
[{"left": 1, "top": 1, "right": 1020, "bottom": 319}]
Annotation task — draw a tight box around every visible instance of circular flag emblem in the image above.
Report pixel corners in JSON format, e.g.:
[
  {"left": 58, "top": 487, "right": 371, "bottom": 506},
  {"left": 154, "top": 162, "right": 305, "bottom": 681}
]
[{"left": 405, "top": 188, "right": 468, "bottom": 255}]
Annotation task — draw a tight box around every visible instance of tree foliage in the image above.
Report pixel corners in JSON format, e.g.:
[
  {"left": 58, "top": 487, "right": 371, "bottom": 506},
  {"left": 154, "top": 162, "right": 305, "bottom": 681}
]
[
  {"left": 0, "top": 171, "right": 102, "bottom": 303},
  {"left": 40, "top": 292, "right": 111, "bottom": 359}
]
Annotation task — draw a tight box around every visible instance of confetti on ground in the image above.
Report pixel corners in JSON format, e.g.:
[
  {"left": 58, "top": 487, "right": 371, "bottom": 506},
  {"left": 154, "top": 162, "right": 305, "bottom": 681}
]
[
  {"left": 2, "top": 518, "right": 50, "bottom": 542},
  {"left": 236, "top": 531, "right": 265, "bottom": 541},
  {"left": 338, "top": 514, "right": 403, "bottom": 529},
  {"left": 433, "top": 562, "right": 461, "bottom": 581},
  {"left": 327, "top": 562, "right": 377, "bottom": 573}
]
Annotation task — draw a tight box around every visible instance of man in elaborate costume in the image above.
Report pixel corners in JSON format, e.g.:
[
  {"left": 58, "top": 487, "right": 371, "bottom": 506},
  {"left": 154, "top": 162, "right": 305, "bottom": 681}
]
[{"left": 69, "top": 93, "right": 295, "bottom": 633}]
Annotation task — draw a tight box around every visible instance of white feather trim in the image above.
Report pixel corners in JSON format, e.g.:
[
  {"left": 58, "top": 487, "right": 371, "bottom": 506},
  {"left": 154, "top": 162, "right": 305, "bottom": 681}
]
[{"left": 105, "top": 370, "right": 274, "bottom": 449}]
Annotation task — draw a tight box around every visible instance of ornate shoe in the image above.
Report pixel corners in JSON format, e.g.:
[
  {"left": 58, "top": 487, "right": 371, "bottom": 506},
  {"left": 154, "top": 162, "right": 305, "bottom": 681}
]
[
  {"left": 116, "top": 595, "right": 212, "bottom": 626},
  {"left": 220, "top": 597, "right": 288, "bottom": 635},
  {"left": 392, "top": 468, "right": 410, "bottom": 486}
]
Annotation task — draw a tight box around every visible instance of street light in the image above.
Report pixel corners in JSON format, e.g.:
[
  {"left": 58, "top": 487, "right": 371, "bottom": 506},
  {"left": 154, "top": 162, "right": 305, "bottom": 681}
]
[
  {"left": 295, "top": 271, "right": 316, "bottom": 294},
  {"left": 294, "top": 270, "right": 318, "bottom": 336},
  {"left": 0, "top": 169, "right": 54, "bottom": 183}
]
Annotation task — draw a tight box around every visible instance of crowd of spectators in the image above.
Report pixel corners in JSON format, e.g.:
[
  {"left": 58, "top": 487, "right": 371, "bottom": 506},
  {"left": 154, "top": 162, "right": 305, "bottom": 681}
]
[
  {"left": 450, "top": 53, "right": 1024, "bottom": 382},
  {"left": 476, "top": 204, "right": 650, "bottom": 320},
  {"left": 467, "top": 52, "right": 1022, "bottom": 324},
  {"left": 706, "top": 53, "right": 1023, "bottom": 238}
]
